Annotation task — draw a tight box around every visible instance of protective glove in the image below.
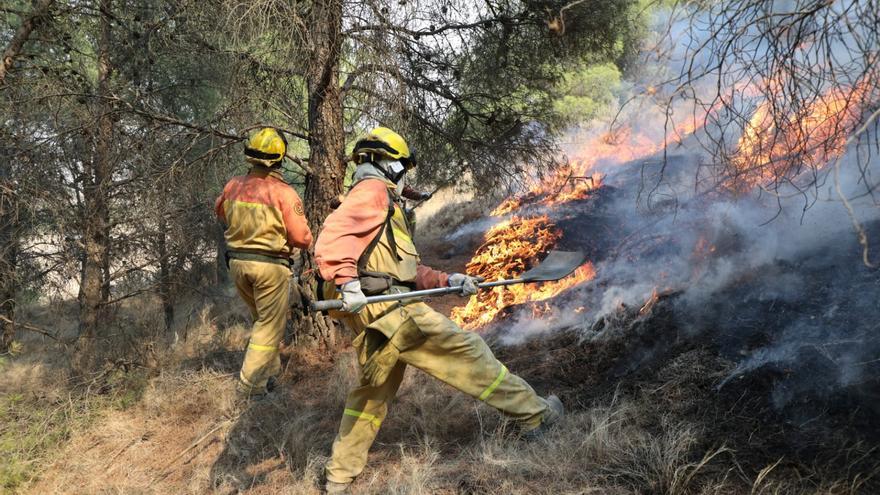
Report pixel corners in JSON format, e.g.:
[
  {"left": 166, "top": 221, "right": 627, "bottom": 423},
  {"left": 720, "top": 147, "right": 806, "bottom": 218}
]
[
  {"left": 417, "top": 191, "right": 433, "bottom": 201},
  {"left": 448, "top": 273, "right": 483, "bottom": 296},
  {"left": 340, "top": 280, "right": 368, "bottom": 313},
  {"left": 362, "top": 342, "right": 401, "bottom": 387}
]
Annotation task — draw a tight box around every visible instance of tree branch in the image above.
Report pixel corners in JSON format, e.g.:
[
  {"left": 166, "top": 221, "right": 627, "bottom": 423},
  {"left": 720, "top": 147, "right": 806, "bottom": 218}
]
[{"left": 0, "top": 0, "right": 56, "bottom": 85}]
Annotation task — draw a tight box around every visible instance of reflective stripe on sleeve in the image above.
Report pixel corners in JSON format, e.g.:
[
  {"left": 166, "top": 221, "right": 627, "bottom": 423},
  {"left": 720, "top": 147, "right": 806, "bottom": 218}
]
[
  {"left": 248, "top": 342, "right": 278, "bottom": 352},
  {"left": 228, "top": 199, "right": 270, "bottom": 210},
  {"left": 343, "top": 408, "right": 382, "bottom": 428},
  {"left": 479, "top": 364, "right": 508, "bottom": 401}
]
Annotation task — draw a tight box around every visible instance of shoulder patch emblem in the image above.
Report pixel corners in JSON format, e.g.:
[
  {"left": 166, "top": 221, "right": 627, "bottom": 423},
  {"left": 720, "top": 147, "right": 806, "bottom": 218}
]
[{"left": 294, "top": 200, "right": 305, "bottom": 216}]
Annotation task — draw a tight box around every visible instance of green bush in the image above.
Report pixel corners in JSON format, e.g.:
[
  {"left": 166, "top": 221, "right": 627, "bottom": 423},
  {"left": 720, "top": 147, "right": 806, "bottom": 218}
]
[{"left": 553, "top": 62, "right": 623, "bottom": 126}]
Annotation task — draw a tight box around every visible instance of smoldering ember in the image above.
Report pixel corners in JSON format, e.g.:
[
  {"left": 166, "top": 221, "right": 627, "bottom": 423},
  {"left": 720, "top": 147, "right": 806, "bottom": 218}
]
[{"left": 2, "top": 1, "right": 879, "bottom": 493}]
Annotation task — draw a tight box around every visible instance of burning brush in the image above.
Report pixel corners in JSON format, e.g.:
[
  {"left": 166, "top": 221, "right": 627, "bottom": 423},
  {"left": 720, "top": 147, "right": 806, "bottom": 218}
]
[
  {"left": 450, "top": 68, "right": 877, "bottom": 332},
  {"left": 447, "top": 213, "right": 591, "bottom": 330},
  {"left": 451, "top": 125, "right": 677, "bottom": 331},
  {"left": 730, "top": 78, "right": 873, "bottom": 194}
]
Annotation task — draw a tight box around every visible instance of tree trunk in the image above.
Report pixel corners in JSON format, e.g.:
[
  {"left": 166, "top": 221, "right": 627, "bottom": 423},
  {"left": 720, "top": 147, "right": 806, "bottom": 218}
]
[
  {"left": 0, "top": 248, "right": 16, "bottom": 351},
  {"left": 0, "top": 0, "right": 54, "bottom": 352},
  {"left": 101, "top": 216, "right": 111, "bottom": 302},
  {"left": 0, "top": 0, "right": 55, "bottom": 85},
  {"left": 0, "top": 168, "right": 17, "bottom": 351},
  {"left": 288, "top": 0, "right": 347, "bottom": 349},
  {"left": 78, "top": 0, "right": 114, "bottom": 356},
  {"left": 157, "top": 212, "right": 174, "bottom": 332},
  {"left": 214, "top": 221, "right": 228, "bottom": 285}
]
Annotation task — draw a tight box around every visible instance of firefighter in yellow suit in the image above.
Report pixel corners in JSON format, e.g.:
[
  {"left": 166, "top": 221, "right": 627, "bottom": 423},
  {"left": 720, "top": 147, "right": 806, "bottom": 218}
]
[
  {"left": 215, "top": 128, "right": 313, "bottom": 397},
  {"left": 315, "top": 127, "right": 563, "bottom": 493}
]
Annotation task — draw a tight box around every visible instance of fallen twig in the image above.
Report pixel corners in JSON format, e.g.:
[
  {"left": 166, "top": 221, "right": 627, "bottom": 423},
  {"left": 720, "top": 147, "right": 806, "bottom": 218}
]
[
  {"left": 149, "top": 414, "right": 240, "bottom": 485},
  {"left": 103, "top": 433, "right": 150, "bottom": 473}
]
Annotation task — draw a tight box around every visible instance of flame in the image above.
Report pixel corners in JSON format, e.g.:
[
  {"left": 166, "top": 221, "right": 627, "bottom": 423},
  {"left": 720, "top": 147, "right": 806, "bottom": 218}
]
[
  {"left": 451, "top": 262, "right": 596, "bottom": 331},
  {"left": 449, "top": 215, "right": 596, "bottom": 330},
  {"left": 671, "top": 118, "right": 699, "bottom": 144},
  {"left": 451, "top": 72, "right": 874, "bottom": 331},
  {"left": 491, "top": 123, "right": 704, "bottom": 218},
  {"left": 732, "top": 80, "right": 871, "bottom": 192},
  {"left": 453, "top": 119, "right": 702, "bottom": 330},
  {"left": 491, "top": 168, "right": 603, "bottom": 216},
  {"left": 638, "top": 288, "right": 660, "bottom": 317},
  {"left": 491, "top": 197, "right": 521, "bottom": 217},
  {"left": 465, "top": 216, "right": 563, "bottom": 273}
]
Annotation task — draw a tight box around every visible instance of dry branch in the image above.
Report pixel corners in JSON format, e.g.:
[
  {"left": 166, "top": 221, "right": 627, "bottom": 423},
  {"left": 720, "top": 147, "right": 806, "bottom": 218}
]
[
  {"left": 0, "top": 314, "right": 63, "bottom": 342},
  {"left": 149, "top": 415, "right": 239, "bottom": 484}
]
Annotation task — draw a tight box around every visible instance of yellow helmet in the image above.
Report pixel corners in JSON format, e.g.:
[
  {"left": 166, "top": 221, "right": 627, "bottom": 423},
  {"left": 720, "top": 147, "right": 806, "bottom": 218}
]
[
  {"left": 244, "top": 127, "right": 287, "bottom": 167},
  {"left": 352, "top": 127, "right": 416, "bottom": 168}
]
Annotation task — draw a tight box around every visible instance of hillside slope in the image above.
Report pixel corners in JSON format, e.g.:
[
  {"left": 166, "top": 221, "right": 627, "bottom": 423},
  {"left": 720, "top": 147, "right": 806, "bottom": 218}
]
[{"left": 6, "top": 195, "right": 876, "bottom": 494}]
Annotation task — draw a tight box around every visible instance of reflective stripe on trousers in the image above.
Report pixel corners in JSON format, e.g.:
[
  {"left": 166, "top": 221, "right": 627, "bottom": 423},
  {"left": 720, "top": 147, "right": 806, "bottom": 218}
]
[
  {"left": 325, "top": 302, "right": 548, "bottom": 484},
  {"left": 230, "top": 259, "right": 290, "bottom": 392},
  {"left": 248, "top": 342, "right": 278, "bottom": 352},
  {"left": 343, "top": 408, "right": 382, "bottom": 428},
  {"left": 479, "top": 365, "right": 508, "bottom": 401}
]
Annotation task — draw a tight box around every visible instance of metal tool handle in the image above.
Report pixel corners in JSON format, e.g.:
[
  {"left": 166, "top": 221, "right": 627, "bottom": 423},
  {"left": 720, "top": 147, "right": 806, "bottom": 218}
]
[{"left": 310, "top": 278, "right": 524, "bottom": 312}]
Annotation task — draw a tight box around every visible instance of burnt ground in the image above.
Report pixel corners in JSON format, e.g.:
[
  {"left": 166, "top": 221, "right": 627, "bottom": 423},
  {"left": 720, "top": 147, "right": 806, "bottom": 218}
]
[
  {"left": 490, "top": 271, "right": 880, "bottom": 491},
  {"left": 416, "top": 176, "right": 880, "bottom": 492},
  {"left": 15, "top": 170, "right": 879, "bottom": 494}
]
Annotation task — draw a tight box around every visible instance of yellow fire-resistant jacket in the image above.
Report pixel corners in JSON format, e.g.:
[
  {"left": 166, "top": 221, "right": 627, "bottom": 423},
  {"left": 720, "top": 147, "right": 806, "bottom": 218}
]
[{"left": 215, "top": 168, "right": 313, "bottom": 255}]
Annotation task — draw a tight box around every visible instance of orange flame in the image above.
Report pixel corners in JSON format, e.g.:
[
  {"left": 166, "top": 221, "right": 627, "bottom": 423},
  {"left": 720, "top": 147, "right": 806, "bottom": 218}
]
[
  {"left": 451, "top": 263, "right": 596, "bottom": 331},
  {"left": 490, "top": 169, "right": 604, "bottom": 216},
  {"left": 449, "top": 215, "right": 596, "bottom": 329},
  {"left": 732, "top": 80, "right": 871, "bottom": 192},
  {"left": 454, "top": 120, "right": 703, "bottom": 330}
]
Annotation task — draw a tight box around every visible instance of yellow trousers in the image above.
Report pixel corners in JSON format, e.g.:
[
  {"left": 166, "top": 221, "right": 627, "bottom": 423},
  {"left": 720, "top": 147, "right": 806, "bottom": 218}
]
[
  {"left": 229, "top": 259, "right": 290, "bottom": 393},
  {"left": 325, "top": 302, "right": 549, "bottom": 484}
]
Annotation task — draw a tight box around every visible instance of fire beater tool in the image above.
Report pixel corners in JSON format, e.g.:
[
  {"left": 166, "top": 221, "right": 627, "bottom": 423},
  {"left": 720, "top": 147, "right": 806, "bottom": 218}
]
[{"left": 310, "top": 250, "right": 587, "bottom": 312}]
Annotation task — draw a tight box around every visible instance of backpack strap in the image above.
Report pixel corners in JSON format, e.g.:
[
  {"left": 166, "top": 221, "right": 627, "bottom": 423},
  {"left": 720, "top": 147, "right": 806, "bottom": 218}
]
[{"left": 357, "top": 194, "right": 396, "bottom": 274}]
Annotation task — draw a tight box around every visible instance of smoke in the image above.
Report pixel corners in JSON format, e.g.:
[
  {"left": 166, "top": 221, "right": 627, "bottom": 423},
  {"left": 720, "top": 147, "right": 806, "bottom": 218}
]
[
  {"left": 499, "top": 306, "right": 583, "bottom": 346},
  {"left": 492, "top": 101, "right": 880, "bottom": 411},
  {"left": 471, "top": 3, "right": 880, "bottom": 418},
  {"left": 447, "top": 216, "right": 503, "bottom": 241}
]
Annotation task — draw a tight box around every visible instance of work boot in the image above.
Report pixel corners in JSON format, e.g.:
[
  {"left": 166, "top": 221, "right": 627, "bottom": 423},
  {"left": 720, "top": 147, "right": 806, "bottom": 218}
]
[
  {"left": 234, "top": 377, "right": 271, "bottom": 407},
  {"left": 324, "top": 480, "right": 352, "bottom": 494},
  {"left": 266, "top": 375, "right": 279, "bottom": 393},
  {"left": 522, "top": 395, "right": 564, "bottom": 440}
]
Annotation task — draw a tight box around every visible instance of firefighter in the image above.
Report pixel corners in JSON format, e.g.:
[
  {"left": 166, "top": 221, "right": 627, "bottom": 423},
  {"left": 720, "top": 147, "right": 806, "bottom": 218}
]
[
  {"left": 215, "top": 127, "right": 313, "bottom": 399},
  {"left": 315, "top": 127, "right": 563, "bottom": 493}
]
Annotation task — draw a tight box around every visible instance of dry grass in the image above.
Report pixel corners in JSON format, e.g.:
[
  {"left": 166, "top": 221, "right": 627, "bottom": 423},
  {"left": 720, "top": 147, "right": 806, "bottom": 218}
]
[
  {"left": 422, "top": 396, "right": 715, "bottom": 495},
  {"left": 4, "top": 291, "right": 877, "bottom": 494},
  {"left": 9, "top": 348, "right": 873, "bottom": 494}
]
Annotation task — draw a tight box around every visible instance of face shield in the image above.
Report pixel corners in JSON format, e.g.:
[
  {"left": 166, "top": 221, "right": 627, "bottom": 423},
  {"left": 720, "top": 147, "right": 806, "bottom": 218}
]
[
  {"left": 389, "top": 149, "right": 416, "bottom": 187},
  {"left": 379, "top": 160, "right": 408, "bottom": 186}
]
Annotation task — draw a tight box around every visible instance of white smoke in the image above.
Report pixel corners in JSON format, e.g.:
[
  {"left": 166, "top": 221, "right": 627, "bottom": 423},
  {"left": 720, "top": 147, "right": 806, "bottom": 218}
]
[{"left": 484, "top": 6, "right": 880, "bottom": 421}]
